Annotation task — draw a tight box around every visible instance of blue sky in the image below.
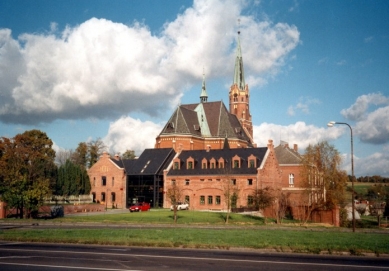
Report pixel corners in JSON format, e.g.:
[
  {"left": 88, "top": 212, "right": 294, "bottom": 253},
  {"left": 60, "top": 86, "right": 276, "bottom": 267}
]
[{"left": 0, "top": 0, "right": 388, "bottom": 177}]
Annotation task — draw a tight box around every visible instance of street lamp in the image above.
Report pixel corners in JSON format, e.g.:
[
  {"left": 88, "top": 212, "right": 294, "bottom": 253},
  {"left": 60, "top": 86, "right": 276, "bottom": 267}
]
[{"left": 327, "top": 121, "right": 355, "bottom": 232}]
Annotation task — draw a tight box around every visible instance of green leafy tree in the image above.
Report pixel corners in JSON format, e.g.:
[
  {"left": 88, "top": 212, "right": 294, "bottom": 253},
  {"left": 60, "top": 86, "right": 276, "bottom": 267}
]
[
  {"left": 56, "top": 159, "right": 91, "bottom": 196},
  {"left": 0, "top": 130, "right": 56, "bottom": 218}
]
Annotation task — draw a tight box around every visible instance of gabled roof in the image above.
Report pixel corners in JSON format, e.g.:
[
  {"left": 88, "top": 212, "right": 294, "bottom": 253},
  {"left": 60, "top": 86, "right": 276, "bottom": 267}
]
[
  {"left": 274, "top": 143, "right": 302, "bottom": 165},
  {"left": 168, "top": 147, "right": 267, "bottom": 176},
  {"left": 127, "top": 148, "right": 176, "bottom": 175},
  {"left": 159, "top": 101, "right": 252, "bottom": 145}
]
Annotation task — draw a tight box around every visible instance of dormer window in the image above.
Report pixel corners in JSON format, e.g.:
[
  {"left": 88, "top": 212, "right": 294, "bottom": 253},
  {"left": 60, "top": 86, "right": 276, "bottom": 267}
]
[
  {"left": 173, "top": 158, "right": 181, "bottom": 170},
  {"left": 188, "top": 161, "right": 193, "bottom": 169},
  {"left": 218, "top": 157, "right": 225, "bottom": 168},
  {"left": 210, "top": 158, "right": 216, "bottom": 169},
  {"left": 232, "top": 155, "right": 241, "bottom": 168},
  {"left": 201, "top": 158, "right": 208, "bottom": 169},
  {"left": 248, "top": 154, "right": 257, "bottom": 168}
]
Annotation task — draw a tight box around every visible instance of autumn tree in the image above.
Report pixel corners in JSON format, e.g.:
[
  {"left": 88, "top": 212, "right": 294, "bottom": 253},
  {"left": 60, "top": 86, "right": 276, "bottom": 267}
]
[
  {"left": 72, "top": 142, "right": 88, "bottom": 167},
  {"left": 0, "top": 130, "right": 57, "bottom": 218},
  {"left": 166, "top": 181, "right": 183, "bottom": 223},
  {"left": 300, "top": 141, "right": 348, "bottom": 218},
  {"left": 71, "top": 139, "right": 106, "bottom": 168}
]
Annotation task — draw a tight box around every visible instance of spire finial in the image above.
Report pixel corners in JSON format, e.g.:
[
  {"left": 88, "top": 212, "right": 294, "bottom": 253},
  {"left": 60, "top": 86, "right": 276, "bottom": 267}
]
[
  {"left": 200, "top": 67, "right": 208, "bottom": 103},
  {"left": 237, "top": 18, "right": 241, "bottom": 35}
]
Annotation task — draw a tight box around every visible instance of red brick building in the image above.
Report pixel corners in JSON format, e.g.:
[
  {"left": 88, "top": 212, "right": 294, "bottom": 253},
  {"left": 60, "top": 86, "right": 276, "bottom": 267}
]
[
  {"left": 275, "top": 141, "right": 327, "bottom": 222},
  {"left": 163, "top": 140, "right": 282, "bottom": 210},
  {"left": 88, "top": 152, "right": 130, "bottom": 209}
]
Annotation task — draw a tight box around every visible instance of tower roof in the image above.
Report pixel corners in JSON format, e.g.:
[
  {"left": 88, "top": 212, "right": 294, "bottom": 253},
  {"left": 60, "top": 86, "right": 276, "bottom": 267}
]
[
  {"left": 200, "top": 71, "right": 208, "bottom": 103},
  {"left": 233, "top": 31, "right": 246, "bottom": 90},
  {"left": 158, "top": 101, "right": 252, "bottom": 144}
]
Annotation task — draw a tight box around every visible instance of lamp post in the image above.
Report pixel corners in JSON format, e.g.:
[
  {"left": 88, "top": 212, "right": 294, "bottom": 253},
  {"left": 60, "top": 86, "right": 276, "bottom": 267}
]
[{"left": 327, "top": 121, "right": 355, "bottom": 232}]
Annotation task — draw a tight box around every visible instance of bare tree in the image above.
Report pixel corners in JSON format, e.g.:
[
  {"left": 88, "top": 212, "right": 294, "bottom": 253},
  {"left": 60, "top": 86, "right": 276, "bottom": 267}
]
[
  {"left": 55, "top": 149, "right": 73, "bottom": 166},
  {"left": 166, "top": 181, "right": 183, "bottom": 223}
]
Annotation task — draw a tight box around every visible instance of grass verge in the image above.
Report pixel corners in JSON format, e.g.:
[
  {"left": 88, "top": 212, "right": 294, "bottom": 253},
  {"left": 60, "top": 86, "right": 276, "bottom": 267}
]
[{"left": 0, "top": 227, "right": 388, "bottom": 256}]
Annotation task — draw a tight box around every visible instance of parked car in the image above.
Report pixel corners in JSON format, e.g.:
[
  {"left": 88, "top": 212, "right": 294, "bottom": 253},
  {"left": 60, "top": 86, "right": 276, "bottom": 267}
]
[
  {"left": 129, "top": 202, "right": 150, "bottom": 212},
  {"left": 170, "top": 202, "right": 189, "bottom": 211}
]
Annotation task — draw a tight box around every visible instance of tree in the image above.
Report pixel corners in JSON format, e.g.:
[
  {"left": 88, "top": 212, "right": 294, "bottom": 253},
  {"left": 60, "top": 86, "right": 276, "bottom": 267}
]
[
  {"left": 252, "top": 187, "right": 275, "bottom": 224},
  {"left": 56, "top": 149, "right": 73, "bottom": 166},
  {"left": 0, "top": 130, "right": 56, "bottom": 218},
  {"left": 300, "top": 141, "right": 348, "bottom": 220},
  {"left": 56, "top": 159, "right": 91, "bottom": 196},
  {"left": 122, "top": 149, "right": 136, "bottom": 160},
  {"left": 221, "top": 172, "right": 240, "bottom": 224},
  {"left": 166, "top": 181, "right": 183, "bottom": 223},
  {"left": 72, "top": 142, "right": 88, "bottom": 167},
  {"left": 88, "top": 138, "right": 106, "bottom": 168}
]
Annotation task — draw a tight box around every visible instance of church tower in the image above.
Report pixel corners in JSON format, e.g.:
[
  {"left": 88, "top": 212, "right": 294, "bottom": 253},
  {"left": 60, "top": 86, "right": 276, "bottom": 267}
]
[{"left": 229, "top": 31, "right": 253, "bottom": 139}]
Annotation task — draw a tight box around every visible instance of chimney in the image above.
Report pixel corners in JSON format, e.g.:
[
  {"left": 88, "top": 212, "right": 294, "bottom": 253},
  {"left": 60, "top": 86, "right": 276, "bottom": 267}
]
[
  {"left": 206, "top": 145, "right": 211, "bottom": 152},
  {"left": 293, "top": 144, "right": 298, "bottom": 152},
  {"left": 114, "top": 154, "right": 120, "bottom": 161},
  {"left": 267, "top": 139, "right": 274, "bottom": 149}
]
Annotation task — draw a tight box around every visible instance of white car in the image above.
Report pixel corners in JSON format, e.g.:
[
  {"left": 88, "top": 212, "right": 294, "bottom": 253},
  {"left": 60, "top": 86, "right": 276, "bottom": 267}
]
[{"left": 170, "top": 202, "right": 189, "bottom": 211}]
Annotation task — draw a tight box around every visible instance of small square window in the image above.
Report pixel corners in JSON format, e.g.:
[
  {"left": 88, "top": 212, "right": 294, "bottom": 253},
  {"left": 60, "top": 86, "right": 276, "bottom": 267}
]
[
  {"left": 200, "top": 179, "right": 204, "bottom": 182},
  {"left": 185, "top": 179, "right": 190, "bottom": 185},
  {"left": 247, "top": 179, "right": 253, "bottom": 185},
  {"left": 171, "top": 179, "right": 176, "bottom": 185},
  {"left": 231, "top": 179, "right": 236, "bottom": 185},
  {"left": 174, "top": 162, "right": 179, "bottom": 169}
]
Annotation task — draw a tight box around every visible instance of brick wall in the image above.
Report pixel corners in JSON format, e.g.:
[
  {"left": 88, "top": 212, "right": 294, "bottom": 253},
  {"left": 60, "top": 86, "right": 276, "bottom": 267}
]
[{"left": 88, "top": 152, "right": 126, "bottom": 209}]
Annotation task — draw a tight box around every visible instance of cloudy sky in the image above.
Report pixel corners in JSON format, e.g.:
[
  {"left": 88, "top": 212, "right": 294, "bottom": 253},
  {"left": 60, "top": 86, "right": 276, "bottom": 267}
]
[{"left": 0, "top": 0, "right": 388, "bottom": 177}]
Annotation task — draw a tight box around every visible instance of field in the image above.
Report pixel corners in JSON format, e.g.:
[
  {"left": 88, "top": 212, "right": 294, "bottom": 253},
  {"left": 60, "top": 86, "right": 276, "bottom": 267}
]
[{"left": 1, "top": 209, "right": 388, "bottom": 256}]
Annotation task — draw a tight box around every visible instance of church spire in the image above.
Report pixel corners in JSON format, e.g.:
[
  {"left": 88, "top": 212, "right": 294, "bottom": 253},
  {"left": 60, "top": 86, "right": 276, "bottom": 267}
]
[
  {"left": 229, "top": 27, "right": 253, "bottom": 141},
  {"left": 200, "top": 69, "right": 208, "bottom": 103},
  {"left": 233, "top": 29, "right": 245, "bottom": 90}
]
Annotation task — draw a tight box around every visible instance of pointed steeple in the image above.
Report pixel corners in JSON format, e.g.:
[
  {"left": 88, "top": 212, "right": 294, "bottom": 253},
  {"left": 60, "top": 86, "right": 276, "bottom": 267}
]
[
  {"left": 233, "top": 30, "right": 245, "bottom": 90},
  {"left": 200, "top": 69, "right": 208, "bottom": 103}
]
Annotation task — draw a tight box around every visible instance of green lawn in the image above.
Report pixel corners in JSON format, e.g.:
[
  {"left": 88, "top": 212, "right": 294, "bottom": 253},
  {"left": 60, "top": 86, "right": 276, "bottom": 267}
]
[{"left": 1, "top": 210, "right": 388, "bottom": 256}]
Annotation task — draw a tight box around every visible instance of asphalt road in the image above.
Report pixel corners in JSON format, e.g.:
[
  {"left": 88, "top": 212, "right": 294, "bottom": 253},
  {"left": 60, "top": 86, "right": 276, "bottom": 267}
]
[{"left": 0, "top": 242, "right": 388, "bottom": 271}]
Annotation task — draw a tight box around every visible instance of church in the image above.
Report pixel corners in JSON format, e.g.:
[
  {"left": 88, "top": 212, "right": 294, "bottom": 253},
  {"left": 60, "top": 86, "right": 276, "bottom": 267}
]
[
  {"left": 155, "top": 31, "right": 254, "bottom": 152},
  {"left": 87, "top": 32, "right": 334, "bottom": 224}
]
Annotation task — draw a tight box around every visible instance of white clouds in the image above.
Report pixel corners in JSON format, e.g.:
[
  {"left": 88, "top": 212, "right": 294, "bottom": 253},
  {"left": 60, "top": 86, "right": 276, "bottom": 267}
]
[
  {"left": 253, "top": 121, "right": 338, "bottom": 150},
  {"left": 341, "top": 93, "right": 389, "bottom": 144},
  {"left": 354, "top": 145, "right": 389, "bottom": 177},
  {"left": 341, "top": 92, "right": 388, "bottom": 121},
  {"left": 0, "top": 0, "right": 299, "bottom": 124},
  {"left": 287, "top": 97, "right": 321, "bottom": 116},
  {"left": 103, "top": 116, "right": 163, "bottom": 156}
]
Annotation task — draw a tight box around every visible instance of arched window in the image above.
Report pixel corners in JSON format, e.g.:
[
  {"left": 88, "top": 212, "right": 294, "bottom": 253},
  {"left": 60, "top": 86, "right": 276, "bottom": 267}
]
[{"left": 289, "top": 174, "right": 294, "bottom": 187}]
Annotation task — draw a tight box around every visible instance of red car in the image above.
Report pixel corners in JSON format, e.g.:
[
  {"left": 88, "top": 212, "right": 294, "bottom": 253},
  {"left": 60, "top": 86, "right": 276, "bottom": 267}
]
[{"left": 129, "top": 202, "right": 150, "bottom": 212}]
